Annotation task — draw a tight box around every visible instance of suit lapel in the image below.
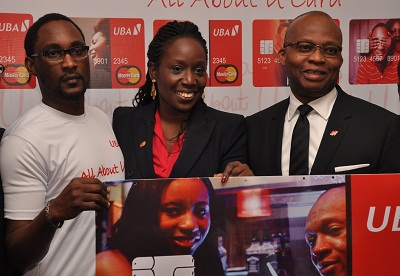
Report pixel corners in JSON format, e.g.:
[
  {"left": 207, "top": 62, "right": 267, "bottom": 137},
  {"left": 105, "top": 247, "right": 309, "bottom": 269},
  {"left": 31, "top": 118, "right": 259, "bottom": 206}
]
[
  {"left": 311, "top": 86, "right": 351, "bottom": 174},
  {"left": 170, "top": 103, "right": 215, "bottom": 177},
  {"left": 133, "top": 102, "right": 157, "bottom": 178},
  {"left": 269, "top": 99, "right": 289, "bottom": 175}
]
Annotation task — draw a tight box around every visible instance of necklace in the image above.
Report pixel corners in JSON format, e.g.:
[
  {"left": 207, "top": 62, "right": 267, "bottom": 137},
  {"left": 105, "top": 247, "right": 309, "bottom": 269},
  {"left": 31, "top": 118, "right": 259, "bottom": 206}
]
[{"left": 164, "top": 120, "right": 189, "bottom": 143}]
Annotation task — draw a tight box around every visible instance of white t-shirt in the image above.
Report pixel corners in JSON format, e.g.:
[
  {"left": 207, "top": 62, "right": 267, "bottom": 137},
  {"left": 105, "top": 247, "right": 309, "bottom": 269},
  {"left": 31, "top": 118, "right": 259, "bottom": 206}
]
[{"left": 0, "top": 103, "right": 125, "bottom": 276}]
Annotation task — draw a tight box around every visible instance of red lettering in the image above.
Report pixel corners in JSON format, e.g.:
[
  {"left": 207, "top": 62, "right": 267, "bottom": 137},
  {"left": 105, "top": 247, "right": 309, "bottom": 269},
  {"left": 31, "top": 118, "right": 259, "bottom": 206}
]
[
  {"left": 209, "top": 89, "right": 248, "bottom": 112},
  {"left": 97, "top": 164, "right": 120, "bottom": 177},
  {"left": 291, "top": 0, "right": 340, "bottom": 7},
  {"left": 148, "top": 0, "right": 184, "bottom": 7},
  {"left": 191, "top": 0, "right": 256, "bottom": 8},
  {"left": 266, "top": 0, "right": 284, "bottom": 8},
  {"left": 82, "top": 168, "right": 96, "bottom": 178},
  {"left": 109, "top": 140, "right": 120, "bottom": 147}
]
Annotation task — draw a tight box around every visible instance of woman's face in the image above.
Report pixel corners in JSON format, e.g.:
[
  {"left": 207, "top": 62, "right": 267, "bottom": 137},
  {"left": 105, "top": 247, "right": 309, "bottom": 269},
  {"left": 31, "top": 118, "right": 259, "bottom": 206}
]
[
  {"left": 150, "top": 37, "right": 207, "bottom": 116},
  {"left": 89, "top": 31, "right": 110, "bottom": 69},
  {"left": 159, "top": 178, "right": 211, "bottom": 255}
]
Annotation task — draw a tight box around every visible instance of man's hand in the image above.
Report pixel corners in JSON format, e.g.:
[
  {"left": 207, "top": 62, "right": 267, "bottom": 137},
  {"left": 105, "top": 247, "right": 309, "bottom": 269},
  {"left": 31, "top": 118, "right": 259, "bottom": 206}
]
[
  {"left": 49, "top": 177, "right": 110, "bottom": 222},
  {"left": 5, "top": 177, "right": 111, "bottom": 271},
  {"left": 215, "top": 161, "right": 254, "bottom": 183}
]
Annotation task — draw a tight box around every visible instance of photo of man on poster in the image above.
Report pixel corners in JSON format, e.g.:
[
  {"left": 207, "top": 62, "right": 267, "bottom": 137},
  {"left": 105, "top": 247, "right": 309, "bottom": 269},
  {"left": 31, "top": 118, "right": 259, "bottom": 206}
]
[{"left": 305, "top": 185, "right": 347, "bottom": 276}]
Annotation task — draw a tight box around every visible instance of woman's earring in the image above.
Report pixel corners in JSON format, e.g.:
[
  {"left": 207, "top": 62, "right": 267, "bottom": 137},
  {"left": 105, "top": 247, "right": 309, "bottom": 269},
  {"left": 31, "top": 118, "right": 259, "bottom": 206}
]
[{"left": 151, "top": 79, "right": 156, "bottom": 100}]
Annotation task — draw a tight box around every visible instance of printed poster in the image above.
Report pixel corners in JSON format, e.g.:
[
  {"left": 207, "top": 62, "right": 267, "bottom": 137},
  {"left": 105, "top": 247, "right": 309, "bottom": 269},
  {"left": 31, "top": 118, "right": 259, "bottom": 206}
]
[
  {"left": 0, "top": 13, "right": 35, "bottom": 89},
  {"left": 252, "top": 20, "right": 290, "bottom": 87},
  {"left": 349, "top": 18, "right": 400, "bottom": 85},
  {"left": 95, "top": 174, "right": 400, "bottom": 275},
  {"left": 72, "top": 17, "right": 146, "bottom": 89},
  {"left": 209, "top": 20, "right": 242, "bottom": 87}
]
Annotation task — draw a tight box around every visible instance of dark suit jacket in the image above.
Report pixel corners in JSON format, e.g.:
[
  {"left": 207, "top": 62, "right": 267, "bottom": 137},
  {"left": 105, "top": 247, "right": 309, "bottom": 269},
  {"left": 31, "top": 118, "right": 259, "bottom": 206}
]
[
  {"left": 246, "top": 85, "right": 400, "bottom": 175},
  {"left": 113, "top": 101, "right": 248, "bottom": 179}
]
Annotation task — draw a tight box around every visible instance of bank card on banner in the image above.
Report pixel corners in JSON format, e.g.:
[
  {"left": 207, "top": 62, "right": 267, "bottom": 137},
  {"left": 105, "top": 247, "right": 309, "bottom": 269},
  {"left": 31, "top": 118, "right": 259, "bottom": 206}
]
[
  {"left": 0, "top": 13, "right": 35, "bottom": 89},
  {"left": 72, "top": 18, "right": 145, "bottom": 89},
  {"left": 252, "top": 20, "right": 290, "bottom": 87},
  {"left": 349, "top": 18, "right": 400, "bottom": 85},
  {"left": 209, "top": 20, "right": 242, "bottom": 87}
]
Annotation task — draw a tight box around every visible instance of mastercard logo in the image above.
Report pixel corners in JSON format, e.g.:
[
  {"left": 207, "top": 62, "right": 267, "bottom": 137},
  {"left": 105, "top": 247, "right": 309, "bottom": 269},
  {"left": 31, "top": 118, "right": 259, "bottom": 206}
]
[
  {"left": 214, "top": 64, "right": 238, "bottom": 84},
  {"left": 2, "top": 65, "right": 31, "bottom": 86},
  {"left": 116, "top": 66, "right": 141, "bottom": 85}
]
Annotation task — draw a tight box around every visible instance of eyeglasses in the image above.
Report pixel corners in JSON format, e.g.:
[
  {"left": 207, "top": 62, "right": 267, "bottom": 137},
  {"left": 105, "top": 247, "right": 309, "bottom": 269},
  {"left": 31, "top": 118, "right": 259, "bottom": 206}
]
[
  {"left": 30, "top": 46, "right": 89, "bottom": 63},
  {"left": 284, "top": 41, "right": 342, "bottom": 57}
]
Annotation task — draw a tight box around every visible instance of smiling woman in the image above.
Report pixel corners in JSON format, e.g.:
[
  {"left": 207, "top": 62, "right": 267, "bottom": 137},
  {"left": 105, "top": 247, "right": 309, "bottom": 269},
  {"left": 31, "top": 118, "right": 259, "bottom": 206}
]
[
  {"left": 95, "top": 178, "right": 224, "bottom": 276},
  {"left": 112, "top": 20, "right": 252, "bottom": 182}
]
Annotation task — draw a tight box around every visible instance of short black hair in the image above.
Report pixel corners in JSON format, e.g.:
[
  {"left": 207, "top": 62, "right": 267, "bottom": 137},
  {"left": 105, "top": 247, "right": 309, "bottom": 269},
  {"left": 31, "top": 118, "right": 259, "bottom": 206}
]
[{"left": 24, "top": 13, "right": 85, "bottom": 57}]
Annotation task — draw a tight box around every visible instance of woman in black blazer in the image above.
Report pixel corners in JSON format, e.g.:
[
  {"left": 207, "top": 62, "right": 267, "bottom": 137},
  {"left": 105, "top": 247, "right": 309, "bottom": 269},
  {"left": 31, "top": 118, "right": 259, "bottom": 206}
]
[{"left": 113, "top": 21, "right": 252, "bottom": 182}]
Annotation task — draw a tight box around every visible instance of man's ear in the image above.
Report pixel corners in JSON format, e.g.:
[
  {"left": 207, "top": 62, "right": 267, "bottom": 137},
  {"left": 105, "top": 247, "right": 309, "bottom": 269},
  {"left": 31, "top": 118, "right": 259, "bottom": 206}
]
[
  {"left": 278, "top": 48, "right": 286, "bottom": 66},
  {"left": 148, "top": 62, "right": 156, "bottom": 81},
  {"left": 25, "top": 57, "right": 37, "bottom": 76}
]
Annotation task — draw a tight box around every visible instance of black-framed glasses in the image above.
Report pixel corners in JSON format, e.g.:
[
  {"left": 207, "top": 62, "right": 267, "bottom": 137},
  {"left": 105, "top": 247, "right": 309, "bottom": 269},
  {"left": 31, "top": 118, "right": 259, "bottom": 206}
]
[
  {"left": 284, "top": 41, "right": 342, "bottom": 57},
  {"left": 30, "top": 46, "right": 89, "bottom": 63}
]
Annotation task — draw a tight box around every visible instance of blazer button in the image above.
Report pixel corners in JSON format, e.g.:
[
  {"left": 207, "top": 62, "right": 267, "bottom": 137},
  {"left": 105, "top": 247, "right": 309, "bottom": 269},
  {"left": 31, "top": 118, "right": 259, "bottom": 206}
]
[{"left": 127, "top": 170, "right": 134, "bottom": 177}]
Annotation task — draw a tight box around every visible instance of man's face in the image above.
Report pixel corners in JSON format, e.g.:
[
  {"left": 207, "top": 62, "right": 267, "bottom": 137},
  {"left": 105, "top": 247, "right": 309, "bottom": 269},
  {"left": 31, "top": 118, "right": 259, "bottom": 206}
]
[
  {"left": 278, "top": 14, "right": 343, "bottom": 103},
  {"left": 26, "top": 20, "right": 90, "bottom": 104},
  {"left": 369, "top": 26, "right": 392, "bottom": 61},
  {"left": 389, "top": 21, "right": 400, "bottom": 42},
  {"left": 305, "top": 186, "right": 347, "bottom": 276}
]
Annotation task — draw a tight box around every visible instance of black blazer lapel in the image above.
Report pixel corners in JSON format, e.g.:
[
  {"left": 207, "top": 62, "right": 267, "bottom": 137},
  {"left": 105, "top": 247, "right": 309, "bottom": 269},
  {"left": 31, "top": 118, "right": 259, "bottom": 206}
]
[
  {"left": 311, "top": 86, "right": 351, "bottom": 174},
  {"left": 269, "top": 99, "right": 288, "bottom": 175},
  {"left": 170, "top": 103, "right": 215, "bottom": 177},
  {"left": 133, "top": 102, "right": 157, "bottom": 178}
]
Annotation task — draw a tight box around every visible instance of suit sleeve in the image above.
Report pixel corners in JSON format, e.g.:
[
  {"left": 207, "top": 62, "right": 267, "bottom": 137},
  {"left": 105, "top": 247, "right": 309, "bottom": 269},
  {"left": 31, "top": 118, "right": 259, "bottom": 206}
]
[
  {"left": 219, "top": 115, "right": 248, "bottom": 171},
  {"left": 378, "top": 114, "right": 400, "bottom": 173}
]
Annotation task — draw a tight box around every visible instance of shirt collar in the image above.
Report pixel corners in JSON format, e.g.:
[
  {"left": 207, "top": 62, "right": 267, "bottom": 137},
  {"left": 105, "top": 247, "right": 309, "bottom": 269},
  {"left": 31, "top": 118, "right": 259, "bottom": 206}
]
[{"left": 288, "top": 87, "right": 338, "bottom": 122}]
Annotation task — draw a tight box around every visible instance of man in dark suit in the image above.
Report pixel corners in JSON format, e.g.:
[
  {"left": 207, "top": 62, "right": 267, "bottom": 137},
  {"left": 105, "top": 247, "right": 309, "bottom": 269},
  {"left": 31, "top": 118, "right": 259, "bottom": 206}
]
[{"left": 246, "top": 11, "right": 400, "bottom": 176}]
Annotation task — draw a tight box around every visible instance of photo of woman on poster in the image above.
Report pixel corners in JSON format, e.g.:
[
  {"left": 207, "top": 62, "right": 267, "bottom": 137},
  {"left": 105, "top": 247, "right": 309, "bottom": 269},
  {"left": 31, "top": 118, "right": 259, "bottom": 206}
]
[
  {"left": 96, "top": 178, "right": 224, "bottom": 276},
  {"left": 88, "top": 18, "right": 112, "bottom": 88}
]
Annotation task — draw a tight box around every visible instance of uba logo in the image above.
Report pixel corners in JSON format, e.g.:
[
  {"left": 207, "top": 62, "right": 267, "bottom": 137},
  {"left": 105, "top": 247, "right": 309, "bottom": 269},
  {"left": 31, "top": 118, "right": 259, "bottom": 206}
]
[
  {"left": 2, "top": 65, "right": 31, "bottom": 86},
  {"left": 0, "top": 20, "right": 30, "bottom": 32},
  {"left": 113, "top": 24, "right": 142, "bottom": 36},
  {"left": 212, "top": 25, "right": 239, "bottom": 37},
  {"left": 214, "top": 64, "right": 238, "bottom": 84},
  {"left": 116, "top": 66, "right": 142, "bottom": 85}
]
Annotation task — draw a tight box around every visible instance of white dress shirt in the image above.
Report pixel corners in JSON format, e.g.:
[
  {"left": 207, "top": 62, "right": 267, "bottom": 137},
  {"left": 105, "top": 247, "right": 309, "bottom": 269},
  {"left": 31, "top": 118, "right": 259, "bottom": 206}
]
[{"left": 281, "top": 88, "right": 338, "bottom": 175}]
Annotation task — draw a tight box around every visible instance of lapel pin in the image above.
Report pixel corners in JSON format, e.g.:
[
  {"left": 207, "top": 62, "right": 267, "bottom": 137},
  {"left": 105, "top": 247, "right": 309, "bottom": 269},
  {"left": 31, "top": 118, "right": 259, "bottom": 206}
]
[
  {"left": 330, "top": 130, "right": 339, "bottom": 136},
  {"left": 140, "top": 141, "right": 146, "bottom": 148}
]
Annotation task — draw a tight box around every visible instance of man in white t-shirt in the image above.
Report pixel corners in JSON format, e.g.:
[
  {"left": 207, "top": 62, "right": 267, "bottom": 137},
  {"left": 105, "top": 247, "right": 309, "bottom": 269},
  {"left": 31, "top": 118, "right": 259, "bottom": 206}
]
[{"left": 0, "top": 13, "right": 124, "bottom": 275}]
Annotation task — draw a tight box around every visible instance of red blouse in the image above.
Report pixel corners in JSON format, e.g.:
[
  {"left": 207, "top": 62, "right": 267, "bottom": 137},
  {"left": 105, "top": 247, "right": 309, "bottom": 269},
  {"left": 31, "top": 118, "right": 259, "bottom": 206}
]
[{"left": 152, "top": 110, "right": 185, "bottom": 178}]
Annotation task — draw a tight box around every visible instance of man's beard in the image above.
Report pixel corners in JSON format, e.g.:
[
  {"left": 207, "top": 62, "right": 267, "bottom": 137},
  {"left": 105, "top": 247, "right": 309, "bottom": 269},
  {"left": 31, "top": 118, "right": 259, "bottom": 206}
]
[{"left": 56, "top": 75, "right": 88, "bottom": 100}]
